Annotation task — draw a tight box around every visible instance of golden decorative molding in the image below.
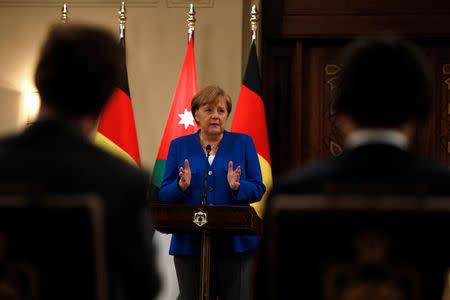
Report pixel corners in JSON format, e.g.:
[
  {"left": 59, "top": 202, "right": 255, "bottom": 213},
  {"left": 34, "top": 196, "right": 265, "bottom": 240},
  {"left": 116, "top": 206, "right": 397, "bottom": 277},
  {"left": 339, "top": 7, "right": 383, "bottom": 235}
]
[
  {"left": 330, "top": 103, "right": 336, "bottom": 116},
  {"left": 325, "top": 64, "right": 341, "bottom": 76},
  {"left": 330, "top": 141, "right": 343, "bottom": 156},
  {"left": 167, "top": 0, "right": 213, "bottom": 8},
  {"left": 0, "top": 0, "right": 160, "bottom": 7},
  {"left": 445, "top": 78, "right": 450, "bottom": 90},
  {"left": 326, "top": 76, "right": 338, "bottom": 91},
  {"left": 443, "top": 64, "right": 450, "bottom": 75}
]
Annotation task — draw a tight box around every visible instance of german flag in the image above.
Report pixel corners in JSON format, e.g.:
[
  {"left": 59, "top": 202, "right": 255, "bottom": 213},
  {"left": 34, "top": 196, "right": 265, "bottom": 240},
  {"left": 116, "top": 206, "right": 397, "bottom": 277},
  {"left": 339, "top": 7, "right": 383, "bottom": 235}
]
[
  {"left": 95, "top": 34, "right": 141, "bottom": 166},
  {"left": 231, "top": 40, "right": 272, "bottom": 218}
]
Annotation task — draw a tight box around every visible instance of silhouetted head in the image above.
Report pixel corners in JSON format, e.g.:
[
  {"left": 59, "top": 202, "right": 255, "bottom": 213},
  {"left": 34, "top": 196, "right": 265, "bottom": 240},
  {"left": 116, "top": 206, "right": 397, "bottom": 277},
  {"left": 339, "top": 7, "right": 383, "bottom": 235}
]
[
  {"left": 332, "top": 36, "right": 431, "bottom": 129},
  {"left": 35, "top": 23, "right": 122, "bottom": 119}
]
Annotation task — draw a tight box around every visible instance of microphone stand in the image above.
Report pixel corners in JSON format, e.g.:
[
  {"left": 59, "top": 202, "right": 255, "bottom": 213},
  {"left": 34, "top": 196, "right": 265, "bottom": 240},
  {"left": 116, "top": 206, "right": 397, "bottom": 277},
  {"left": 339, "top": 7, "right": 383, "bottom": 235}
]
[
  {"left": 199, "top": 144, "right": 211, "bottom": 300},
  {"left": 201, "top": 145, "right": 211, "bottom": 206}
]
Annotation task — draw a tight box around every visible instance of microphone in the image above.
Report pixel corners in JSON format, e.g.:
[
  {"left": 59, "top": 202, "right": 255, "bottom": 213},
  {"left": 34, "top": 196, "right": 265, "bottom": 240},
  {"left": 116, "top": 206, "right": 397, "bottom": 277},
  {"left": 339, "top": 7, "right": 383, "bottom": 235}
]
[{"left": 201, "top": 145, "right": 211, "bottom": 206}]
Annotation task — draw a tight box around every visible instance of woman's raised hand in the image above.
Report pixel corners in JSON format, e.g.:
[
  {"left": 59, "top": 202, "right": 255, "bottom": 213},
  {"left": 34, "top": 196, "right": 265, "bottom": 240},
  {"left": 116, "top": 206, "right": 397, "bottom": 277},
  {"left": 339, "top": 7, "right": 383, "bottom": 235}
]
[
  {"left": 227, "top": 161, "right": 241, "bottom": 191},
  {"left": 178, "top": 159, "right": 191, "bottom": 192}
]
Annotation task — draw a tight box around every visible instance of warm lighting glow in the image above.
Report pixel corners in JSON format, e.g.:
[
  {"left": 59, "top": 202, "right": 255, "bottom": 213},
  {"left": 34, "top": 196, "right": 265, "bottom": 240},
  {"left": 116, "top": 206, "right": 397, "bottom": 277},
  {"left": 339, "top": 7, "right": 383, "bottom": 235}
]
[{"left": 23, "top": 89, "right": 40, "bottom": 124}]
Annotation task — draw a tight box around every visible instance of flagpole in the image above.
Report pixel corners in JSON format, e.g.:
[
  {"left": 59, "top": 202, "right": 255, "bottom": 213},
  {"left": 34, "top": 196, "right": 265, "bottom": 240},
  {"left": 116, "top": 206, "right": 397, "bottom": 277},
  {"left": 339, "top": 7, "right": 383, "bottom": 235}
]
[
  {"left": 118, "top": 2, "right": 127, "bottom": 39},
  {"left": 60, "top": 3, "right": 68, "bottom": 24},
  {"left": 186, "top": 4, "right": 210, "bottom": 299},
  {"left": 250, "top": 4, "right": 259, "bottom": 42},
  {"left": 187, "top": 3, "right": 195, "bottom": 42}
]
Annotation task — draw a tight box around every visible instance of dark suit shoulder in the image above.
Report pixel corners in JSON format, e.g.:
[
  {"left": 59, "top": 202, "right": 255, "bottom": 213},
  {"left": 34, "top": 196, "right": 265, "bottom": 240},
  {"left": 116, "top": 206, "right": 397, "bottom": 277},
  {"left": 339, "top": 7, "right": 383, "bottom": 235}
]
[
  {"left": 409, "top": 156, "right": 450, "bottom": 181},
  {"left": 272, "top": 148, "right": 450, "bottom": 195},
  {"left": 0, "top": 133, "right": 22, "bottom": 150},
  {"left": 0, "top": 126, "right": 150, "bottom": 200},
  {"left": 273, "top": 158, "right": 340, "bottom": 195},
  {"left": 84, "top": 142, "right": 150, "bottom": 186}
]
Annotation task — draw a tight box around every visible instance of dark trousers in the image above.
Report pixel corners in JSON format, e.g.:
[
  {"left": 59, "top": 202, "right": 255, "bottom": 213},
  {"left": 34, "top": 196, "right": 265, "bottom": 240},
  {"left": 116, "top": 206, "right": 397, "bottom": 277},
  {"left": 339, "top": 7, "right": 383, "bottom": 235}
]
[{"left": 174, "top": 251, "right": 256, "bottom": 300}]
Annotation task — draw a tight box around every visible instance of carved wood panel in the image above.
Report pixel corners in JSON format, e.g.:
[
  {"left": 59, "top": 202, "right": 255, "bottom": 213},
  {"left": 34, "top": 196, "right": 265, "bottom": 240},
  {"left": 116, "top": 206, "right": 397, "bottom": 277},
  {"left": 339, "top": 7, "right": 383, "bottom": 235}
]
[
  {"left": 324, "top": 63, "right": 343, "bottom": 157},
  {"left": 411, "top": 45, "right": 450, "bottom": 163},
  {"left": 283, "top": 0, "right": 450, "bottom": 15},
  {"left": 301, "top": 44, "right": 345, "bottom": 165},
  {"left": 263, "top": 41, "right": 450, "bottom": 176},
  {"left": 262, "top": 0, "right": 450, "bottom": 176},
  {"left": 442, "top": 63, "right": 450, "bottom": 164},
  {"left": 428, "top": 47, "right": 450, "bottom": 165}
]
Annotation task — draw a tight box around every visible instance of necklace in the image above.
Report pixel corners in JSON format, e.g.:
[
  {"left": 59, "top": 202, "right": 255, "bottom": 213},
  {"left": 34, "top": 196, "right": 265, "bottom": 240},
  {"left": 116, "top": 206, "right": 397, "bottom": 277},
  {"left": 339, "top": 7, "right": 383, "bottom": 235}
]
[
  {"left": 198, "top": 131, "right": 222, "bottom": 153},
  {"left": 201, "top": 142, "right": 219, "bottom": 151},
  {"left": 200, "top": 140, "right": 221, "bottom": 154}
]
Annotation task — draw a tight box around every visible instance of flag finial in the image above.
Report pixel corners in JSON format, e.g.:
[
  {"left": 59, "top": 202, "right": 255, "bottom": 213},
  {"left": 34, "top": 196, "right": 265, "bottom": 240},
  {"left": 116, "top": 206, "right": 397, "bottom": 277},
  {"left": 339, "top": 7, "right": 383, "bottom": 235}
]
[
  {"left": 187, "top": 3, "right": 196, "bottom": 40},
  {"left": 60, "top": 3, "right": 68, "bottom": 24},
  {"left": 118, "top": 2, "right": 127, "bottom": 37},
  {"left": 250, "top": 4, "right": 259, "bottom": 41}
]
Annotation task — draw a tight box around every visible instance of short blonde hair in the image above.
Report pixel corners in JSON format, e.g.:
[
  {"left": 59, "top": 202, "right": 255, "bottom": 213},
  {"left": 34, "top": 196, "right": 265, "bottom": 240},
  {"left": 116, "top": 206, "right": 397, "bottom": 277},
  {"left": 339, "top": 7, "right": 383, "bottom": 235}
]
[{"left": 191, "top": 85, "right": 232, "bottom": 124}]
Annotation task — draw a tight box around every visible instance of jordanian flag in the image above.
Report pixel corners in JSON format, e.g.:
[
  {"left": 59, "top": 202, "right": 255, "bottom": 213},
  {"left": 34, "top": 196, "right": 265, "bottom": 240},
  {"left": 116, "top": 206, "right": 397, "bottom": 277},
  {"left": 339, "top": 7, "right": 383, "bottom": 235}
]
[
  {"left": 152, "top": 37, "right": 198, "bottom": 188},
  {"left": 95, "top": 33, "right": 141, "bottom": 166},
  {"left": 151, "top": 36, "right": 198, "bottom": 300},
  {"left": 231, "top": 39, "right": 272, "bottom": 218}
]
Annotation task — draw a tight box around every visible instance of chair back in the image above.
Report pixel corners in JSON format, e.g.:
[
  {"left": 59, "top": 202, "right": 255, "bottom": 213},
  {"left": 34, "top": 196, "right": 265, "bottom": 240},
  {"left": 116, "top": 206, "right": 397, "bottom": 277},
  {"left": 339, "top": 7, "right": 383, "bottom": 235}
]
[
  {"left": 0, "top": 190, "right": 106, "bottom": 300},
  {"left": 258, "top": 189, "right": 450, "bottom": 300}
]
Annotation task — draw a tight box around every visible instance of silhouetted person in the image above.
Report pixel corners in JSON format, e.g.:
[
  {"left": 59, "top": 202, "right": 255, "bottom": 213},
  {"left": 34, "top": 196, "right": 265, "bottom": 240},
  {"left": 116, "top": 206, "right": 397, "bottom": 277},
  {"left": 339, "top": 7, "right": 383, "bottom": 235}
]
[
  {"left": 0, "top": 24, "right": 159, "bottom": 300},
  {"left": 271, "top": 36, "right": 450, "bottom": 195},
  {"left": 255, "top": 36, "right": 450, "bottom": 300}
]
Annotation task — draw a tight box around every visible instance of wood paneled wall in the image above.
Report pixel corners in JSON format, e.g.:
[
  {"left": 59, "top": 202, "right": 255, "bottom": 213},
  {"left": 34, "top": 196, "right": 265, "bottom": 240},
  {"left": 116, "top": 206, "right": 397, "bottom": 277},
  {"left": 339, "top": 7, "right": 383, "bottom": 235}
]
[{"left": 262, "top": 0, "right": 450, "bottom": 177}]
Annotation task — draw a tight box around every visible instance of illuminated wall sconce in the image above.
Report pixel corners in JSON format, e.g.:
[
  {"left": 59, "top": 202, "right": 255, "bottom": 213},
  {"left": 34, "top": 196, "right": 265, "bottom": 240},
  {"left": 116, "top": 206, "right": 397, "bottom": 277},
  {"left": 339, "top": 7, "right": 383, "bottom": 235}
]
[{"left": 23, "top": 89, "right": 40, "bottom": 126}]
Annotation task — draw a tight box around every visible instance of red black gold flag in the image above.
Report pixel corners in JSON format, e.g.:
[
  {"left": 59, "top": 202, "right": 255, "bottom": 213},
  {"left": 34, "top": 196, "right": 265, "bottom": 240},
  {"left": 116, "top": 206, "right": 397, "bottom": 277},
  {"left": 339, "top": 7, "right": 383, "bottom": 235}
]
[
  {"left": 95, "top": 36, "right": 141, "bottom": 166},
  {"left": 231, "top": 40, "right": 272, "bottom": 218}
]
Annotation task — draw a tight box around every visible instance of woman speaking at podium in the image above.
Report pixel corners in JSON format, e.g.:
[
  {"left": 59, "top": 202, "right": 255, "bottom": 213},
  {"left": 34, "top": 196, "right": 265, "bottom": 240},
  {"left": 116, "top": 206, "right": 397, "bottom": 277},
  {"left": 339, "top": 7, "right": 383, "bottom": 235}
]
[{"left": 159, "top": 85, "right": 265, "bottom": 300}]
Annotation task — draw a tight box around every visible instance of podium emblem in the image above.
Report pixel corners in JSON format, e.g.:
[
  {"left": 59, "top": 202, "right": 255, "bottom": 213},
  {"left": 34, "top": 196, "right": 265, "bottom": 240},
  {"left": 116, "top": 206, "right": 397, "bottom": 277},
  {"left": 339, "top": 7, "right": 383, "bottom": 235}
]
[{"left": 193, "top": 211, "right": 207, "bottom": 227}]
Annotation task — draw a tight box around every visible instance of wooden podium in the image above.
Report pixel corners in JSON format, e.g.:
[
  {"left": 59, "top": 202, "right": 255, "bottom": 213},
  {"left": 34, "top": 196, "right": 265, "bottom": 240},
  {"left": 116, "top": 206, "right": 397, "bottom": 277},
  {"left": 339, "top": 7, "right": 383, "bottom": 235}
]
[{"left": 152, "top": 204, "right": 261, "bottom": 300}]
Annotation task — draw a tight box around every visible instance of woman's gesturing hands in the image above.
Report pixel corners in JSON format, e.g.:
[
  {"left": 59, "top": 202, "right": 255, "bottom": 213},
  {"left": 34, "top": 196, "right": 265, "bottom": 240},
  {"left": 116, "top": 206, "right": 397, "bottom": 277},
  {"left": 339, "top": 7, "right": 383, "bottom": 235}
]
[
  {"left": 178, "top": 159, "right": 191, "bottom": 192},
  {"left": 227, "top": 161, "right": 241, "bottom": 191},
  {"left": 179, "top": 159, "right": 241, "bottom": 192}
]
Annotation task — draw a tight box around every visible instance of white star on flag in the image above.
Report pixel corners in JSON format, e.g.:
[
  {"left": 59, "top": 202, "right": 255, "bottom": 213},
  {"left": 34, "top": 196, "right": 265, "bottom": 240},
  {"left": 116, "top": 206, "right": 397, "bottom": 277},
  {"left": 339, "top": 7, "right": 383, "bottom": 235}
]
[{"left": 178, "top": 108, "right": 195, "bottom": 129}]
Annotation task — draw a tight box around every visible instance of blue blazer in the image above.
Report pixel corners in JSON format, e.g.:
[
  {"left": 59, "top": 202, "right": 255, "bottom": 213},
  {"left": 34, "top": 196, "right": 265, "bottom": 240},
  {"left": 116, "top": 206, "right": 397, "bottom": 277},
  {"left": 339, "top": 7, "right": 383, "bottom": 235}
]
[{"left": 160, "top": 130, "right": 266, "bottom": 255}]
